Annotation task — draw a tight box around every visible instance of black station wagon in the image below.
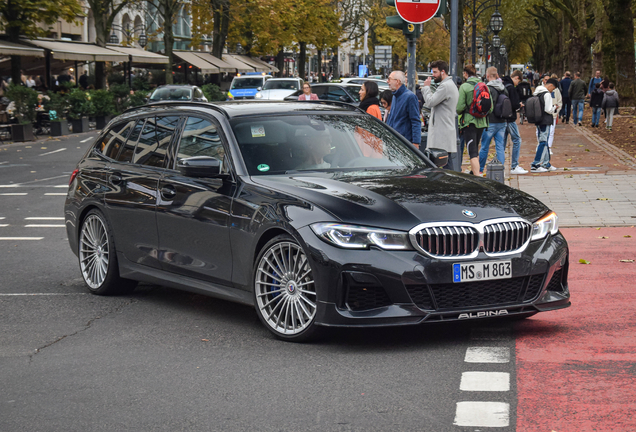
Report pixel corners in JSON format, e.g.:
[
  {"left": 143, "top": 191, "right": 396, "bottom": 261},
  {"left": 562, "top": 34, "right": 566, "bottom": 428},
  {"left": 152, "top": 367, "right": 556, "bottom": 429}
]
[{"left": 65, "top": 101, "right": 570, "bottom": 341}]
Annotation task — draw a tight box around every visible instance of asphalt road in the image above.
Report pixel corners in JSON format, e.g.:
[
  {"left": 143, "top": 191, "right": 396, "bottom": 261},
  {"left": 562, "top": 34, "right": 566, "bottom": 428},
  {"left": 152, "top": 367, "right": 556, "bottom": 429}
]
[{"left": 1, "top": 132, "right": 522, "bottom": 431}]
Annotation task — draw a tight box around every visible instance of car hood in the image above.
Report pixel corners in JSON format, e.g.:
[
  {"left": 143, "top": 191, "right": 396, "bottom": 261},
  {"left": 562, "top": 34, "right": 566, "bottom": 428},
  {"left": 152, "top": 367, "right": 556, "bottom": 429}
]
[
  {"left": 258, "top": 89, "right": 297, "bottom": 100},
  {"left": 252, "top": 169, "right": 549, "bottom": 231}
]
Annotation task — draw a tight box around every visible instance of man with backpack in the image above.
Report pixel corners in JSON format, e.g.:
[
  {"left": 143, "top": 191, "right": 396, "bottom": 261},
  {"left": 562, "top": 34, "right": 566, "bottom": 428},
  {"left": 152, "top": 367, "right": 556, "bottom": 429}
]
[
  {"left": 527, "top": 78, "right": 559, "bottom": 172},
  {"left": 502, "top": 71, "right": 528, "bottom": 174},
  {"left": 479, "top": 67, "right": 510, "bottom": 174},
  {"left": 456, "top": 64, "right": 492, "bottom": 176}
]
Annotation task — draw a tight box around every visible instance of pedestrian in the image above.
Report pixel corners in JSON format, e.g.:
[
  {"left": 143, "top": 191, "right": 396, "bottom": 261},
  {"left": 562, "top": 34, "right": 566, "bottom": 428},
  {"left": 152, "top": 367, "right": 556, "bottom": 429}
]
[
  {"left": 533, "top": 71, "right": 540, "bottom": 87},
  {"left": 421, "top": 60, "right": 460, "bottom": 169},
  {"left": 502, "top": 70, "right": 528, "bottom": 174},
  {"left": 478, "top": 67, "right": 508, "bottom": 174},
  {"left": 415, "top": 83, "right": 424, "bottom": 111},
  {"left": 559, "top": 71, "right": 572, "bottom": 124},
  {"left": 601, "top": 82, "right": 619, "bottom": 131},
  {"left": 79, "top": 71, "right": 89, "bottom": 89},
  {"left": 547, "top": 73, "right": 562, "bottom": 155},
  {"left": 25, "top": 75, "right": 36, "bottom": 88},
  {"left": 380, "top": 89, "right": 392, "bottom": 122},
  {"left": 589, "top": 83, "right": 604, "bottom": 127},
  {"left": 298, "top": 82, "right": 318, "bottom": 101},
  {"left": 456, "top": 64, "right": 491, "bottom": 176},
  {"left": 358, "top": 81, "right": 382, "bottom": 120},
  {"left": 588, "top": 70, "right": 602, "bottom": 97},
  {"left": 385, "top": 70, "right": 422, "bottom": 148},
  {"left": 568, "top": 71, "right": 586, "bottom": 126},
  {"left": 531, "top": 78, "right": 559, "bottom": 172}
]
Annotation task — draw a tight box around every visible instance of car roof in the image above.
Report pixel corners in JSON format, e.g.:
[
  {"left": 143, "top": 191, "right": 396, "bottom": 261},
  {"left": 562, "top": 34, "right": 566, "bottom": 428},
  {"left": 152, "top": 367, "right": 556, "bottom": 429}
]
[{"left": 122, "top": 101, "right": 361, "bottom": 120}]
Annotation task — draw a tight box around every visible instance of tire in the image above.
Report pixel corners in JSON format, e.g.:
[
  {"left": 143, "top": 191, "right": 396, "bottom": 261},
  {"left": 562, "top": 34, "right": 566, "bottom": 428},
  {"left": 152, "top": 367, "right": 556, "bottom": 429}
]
[
  {"left": 78, "top": 209, "right": 137, "bottom": 296},
  {"left": 253, "top": 234, "right": 320, "bottom": 342}
]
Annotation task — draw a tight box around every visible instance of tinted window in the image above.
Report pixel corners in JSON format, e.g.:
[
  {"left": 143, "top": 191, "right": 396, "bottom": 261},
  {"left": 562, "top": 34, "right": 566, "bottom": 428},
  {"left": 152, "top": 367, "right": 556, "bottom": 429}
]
[
  {"left": 116, "top": 119, "right": 144, "bottom": 163},
  {"left": 231, "top": 78, "right": 264, "bottom": 89},
  {"left": 132, "top": 116, "right": 180, "bottom": 167},
  {"left": 94, "top": 121, "right": 134, "bottom": 159},
  {"left": 150, "top": 87, "right": 192, "bottom": 101},
  {"left": 177, "top": 117, "right": 228, "bottom": 173},
  {"left": 263, "top": 80, "right": 300, "bottom": 90}
]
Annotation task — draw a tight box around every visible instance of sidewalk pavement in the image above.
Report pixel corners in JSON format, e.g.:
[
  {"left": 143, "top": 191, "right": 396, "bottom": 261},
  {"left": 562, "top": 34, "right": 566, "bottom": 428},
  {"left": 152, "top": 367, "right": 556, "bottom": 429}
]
[{"left": 468, "top": 120, "right": 636, "bottom": 227}]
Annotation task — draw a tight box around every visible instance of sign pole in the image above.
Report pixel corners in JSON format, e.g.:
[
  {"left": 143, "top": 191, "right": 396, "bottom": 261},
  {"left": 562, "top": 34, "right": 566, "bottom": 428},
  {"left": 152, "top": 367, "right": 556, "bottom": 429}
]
[
  {"left": 450, "top": 0, "right": 458, "bottom": 78},
  {"left": 407, "top": 36, "right": 416, "bottom": 93}
]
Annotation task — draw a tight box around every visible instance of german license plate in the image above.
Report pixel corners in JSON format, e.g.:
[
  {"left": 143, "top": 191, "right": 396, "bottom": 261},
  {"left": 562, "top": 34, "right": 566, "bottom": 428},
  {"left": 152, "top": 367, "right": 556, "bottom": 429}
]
[{"left": 453, "top": 260, "right": 512, "bottom": 283}]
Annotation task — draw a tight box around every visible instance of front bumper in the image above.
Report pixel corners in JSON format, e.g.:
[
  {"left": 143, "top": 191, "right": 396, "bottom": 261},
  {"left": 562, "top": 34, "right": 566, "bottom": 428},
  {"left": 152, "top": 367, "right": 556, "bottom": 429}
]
[{"left": 297, "top": 227, "right": 570, "bottom": 327}]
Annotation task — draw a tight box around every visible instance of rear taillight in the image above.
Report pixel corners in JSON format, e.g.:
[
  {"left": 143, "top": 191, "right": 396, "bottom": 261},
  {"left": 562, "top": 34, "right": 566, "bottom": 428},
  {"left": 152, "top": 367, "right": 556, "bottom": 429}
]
[{"left": 69, "top": 169, "right": 79, "bottom": 185}]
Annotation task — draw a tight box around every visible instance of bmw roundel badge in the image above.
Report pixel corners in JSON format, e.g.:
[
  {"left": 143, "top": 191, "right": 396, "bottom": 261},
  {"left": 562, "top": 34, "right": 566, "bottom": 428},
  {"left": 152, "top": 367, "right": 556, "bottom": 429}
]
[{"left": 462, "top": 209, "right": 476, "bottom": 218}]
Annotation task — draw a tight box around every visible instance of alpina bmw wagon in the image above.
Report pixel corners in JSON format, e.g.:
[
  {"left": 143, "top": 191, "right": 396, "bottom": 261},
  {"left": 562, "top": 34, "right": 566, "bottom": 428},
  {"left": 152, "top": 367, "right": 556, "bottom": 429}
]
[{"left": 65, "top": 101, "right": 570, "bottom": 341}]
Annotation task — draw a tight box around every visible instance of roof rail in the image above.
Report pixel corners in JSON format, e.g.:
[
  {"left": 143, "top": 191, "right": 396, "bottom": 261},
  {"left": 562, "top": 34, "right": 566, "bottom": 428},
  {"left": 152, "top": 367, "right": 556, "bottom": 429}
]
[{"left": 122, "top": 101, "right": 230, "bottom": 119}]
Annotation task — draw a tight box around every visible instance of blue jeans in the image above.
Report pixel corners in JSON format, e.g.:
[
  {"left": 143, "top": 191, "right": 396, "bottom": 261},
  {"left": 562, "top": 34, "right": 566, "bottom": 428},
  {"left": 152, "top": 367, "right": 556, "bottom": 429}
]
[
  {"left": 572, "top": 99, "right": 585, "bottom": 124},
  {"left": 479, "top": 122, "right": 507, "bottom": 172},
  {"left": 532, "top": 125, "right": 552, "bottom": 168},
  {"left": 592, "top": 107, "right": 601, "bottom": 126},
  {"left": 503, "top": 121, "right": 522, "bottom": 169}
]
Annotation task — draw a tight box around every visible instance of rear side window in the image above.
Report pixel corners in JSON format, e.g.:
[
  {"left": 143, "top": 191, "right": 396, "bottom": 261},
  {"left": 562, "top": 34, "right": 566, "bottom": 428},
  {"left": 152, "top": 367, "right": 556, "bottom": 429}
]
[
  {"left": 116, "top": 119, "right": 144, "bottom": 163},
  {"left": 176, "top": 117, "right": 227, "bottom": 172},
  {"left": 94, "top": 121, "right": 134, "bottom": 159},
  {"left": 132, "top": 116, "right": 180, "bottom": 167}
]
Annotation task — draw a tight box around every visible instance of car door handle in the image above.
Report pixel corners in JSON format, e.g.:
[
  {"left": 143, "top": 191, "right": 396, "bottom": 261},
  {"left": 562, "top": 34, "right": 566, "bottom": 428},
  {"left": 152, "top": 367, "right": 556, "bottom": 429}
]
[
  {"left": 161, "top": 185, "right": 176, "bottom": 199},
  {"left": 109, "top": 174, "right": 123, "bottom": 185}
]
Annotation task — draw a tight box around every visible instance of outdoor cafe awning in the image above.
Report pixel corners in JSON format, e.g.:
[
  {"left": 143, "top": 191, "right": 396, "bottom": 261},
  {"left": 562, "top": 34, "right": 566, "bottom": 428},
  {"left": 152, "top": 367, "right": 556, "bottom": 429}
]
[
  {"left": 106, "top": 45, "right": 169, "bottom": 65},
  {"left": 220, "top": 55, "right": 254, "bottom": 73},
  {"left": 0, "top": 40, "right": 45, "bottom": 58},
  {"left": 27, "top": 39, "right": 129, "bottom": 62},
  {"left": 173, "top": 51, "right": 220, "bottom": 74},
  {"left": 194, "top": 52, "right": 235, "bottom": 73},
  {"left": 226, "top": 54, "right": 269, "bottom": 73},
  {"left": 248, "top": 56, "right": 279, "bottom": 73}
]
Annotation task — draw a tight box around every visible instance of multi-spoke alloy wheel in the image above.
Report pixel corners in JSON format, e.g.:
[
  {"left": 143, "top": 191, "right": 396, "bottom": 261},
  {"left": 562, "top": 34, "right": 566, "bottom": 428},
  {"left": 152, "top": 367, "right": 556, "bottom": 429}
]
[
  {"left": 80, "top": 214, "right": 109, "bottom": 289},
  {"left": 78, "top": 210, "right": 136, "bottom": 295},
  {"left": 254, "top": 236, "right": 318, "bottom": 340}
]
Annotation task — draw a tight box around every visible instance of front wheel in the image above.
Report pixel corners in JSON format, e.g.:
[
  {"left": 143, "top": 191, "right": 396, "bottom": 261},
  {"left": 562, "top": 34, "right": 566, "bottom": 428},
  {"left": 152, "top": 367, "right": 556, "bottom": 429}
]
[{"left": 253, "top": 234, "right": 320, "bottom": 341}]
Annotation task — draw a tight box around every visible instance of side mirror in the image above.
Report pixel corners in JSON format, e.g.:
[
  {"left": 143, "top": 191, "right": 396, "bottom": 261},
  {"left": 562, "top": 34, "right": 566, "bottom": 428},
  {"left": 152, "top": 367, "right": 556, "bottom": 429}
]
[
  {"left": 177, "top": 156, "right": 226, "bottom": 178},
  {"left": 424, "top": 148, "right": 449, "bottom": 168},
  {"left": 257, "top": 87, "right": 262, "bottom": 91}
]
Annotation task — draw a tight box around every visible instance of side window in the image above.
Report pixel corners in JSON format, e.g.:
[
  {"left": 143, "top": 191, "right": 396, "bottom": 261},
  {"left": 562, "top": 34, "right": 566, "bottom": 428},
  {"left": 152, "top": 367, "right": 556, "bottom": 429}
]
[
  {"left": 116, "top": 119, "right": 144, "bottom": 163},
  {"left": 326, "top": 86, "right": 349, "bottom": 102},
  {"left": 313, "top": 86, "right": 328, "bottom": 99},
  {"left": 133, "top": 116, "right": 180, "bottom": 167},
  {"left": 177, "top": 117, "right": 228, "bottom": 173},
  {"left": 94, "top": 121, "right": 134, "bottom": 159}
]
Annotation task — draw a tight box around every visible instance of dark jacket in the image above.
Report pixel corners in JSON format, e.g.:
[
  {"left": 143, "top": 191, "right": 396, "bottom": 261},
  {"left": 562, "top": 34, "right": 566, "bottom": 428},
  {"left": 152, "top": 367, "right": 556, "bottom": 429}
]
[
  {"left": 588, "top": 77, "right": 603, "bottom": 95},
  {"left": 386, "top": 85, "right": 422, "bottom": 145},
  {"left": 589, "top": 88, "right": 604, "bottom": 108},
  {"left": 415, "top": 85, "right": 424, "bottom": 111},
  {"left": 569, "top": 78, "right": 587, "bottom": 100},
  {"left": 502, "top": 76, "right": 520, "bottom": 122},
  {"left": 560, "top": 77, "right": 572, "bottom": 100},
  {"left": 601, "top": 90, "right": 619, "bottom": 109}
]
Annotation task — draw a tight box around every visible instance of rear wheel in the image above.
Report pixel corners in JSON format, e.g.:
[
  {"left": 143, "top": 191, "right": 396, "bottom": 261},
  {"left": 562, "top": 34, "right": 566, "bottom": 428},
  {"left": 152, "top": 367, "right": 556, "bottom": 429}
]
[
  {"left": 78, "top": 209, "right": 136, "bottom": 295},
  {"left": 253, "top": 234, "right": 320, "bottom": 341}
]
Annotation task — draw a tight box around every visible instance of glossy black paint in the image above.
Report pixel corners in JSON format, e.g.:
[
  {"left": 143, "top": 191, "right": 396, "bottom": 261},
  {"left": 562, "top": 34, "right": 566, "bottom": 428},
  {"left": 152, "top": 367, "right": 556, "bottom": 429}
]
[{"left": 65, "top": 101, "right": 570, "bottom": 328}]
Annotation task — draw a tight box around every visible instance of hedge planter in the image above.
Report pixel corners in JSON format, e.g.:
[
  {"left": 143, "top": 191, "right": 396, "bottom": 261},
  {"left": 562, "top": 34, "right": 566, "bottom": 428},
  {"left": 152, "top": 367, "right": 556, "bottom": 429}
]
[
  {"left": 71, "top": 117, "right": 90, "bottom": 133},
  {"left": 50, "top": 120, "right": 69, "bottom": 136},
  {"left": 11, "top": 124, "right": 35, "bottom": 142},
  {"left": 95, "top": 115, "right": 113, "bottom": 130}
]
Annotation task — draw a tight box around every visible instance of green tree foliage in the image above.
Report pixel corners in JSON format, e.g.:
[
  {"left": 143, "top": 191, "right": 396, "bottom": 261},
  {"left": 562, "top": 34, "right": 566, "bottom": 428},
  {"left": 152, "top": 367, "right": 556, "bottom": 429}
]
[
  {"left": 147, "top": 0, "right": 187, "bottom": 84},
  {"left": 6, "top": 84, "right": 38, "bottom": 124},
  {"left": 0, "top": 0, "right": 82, "bottom": 84}
]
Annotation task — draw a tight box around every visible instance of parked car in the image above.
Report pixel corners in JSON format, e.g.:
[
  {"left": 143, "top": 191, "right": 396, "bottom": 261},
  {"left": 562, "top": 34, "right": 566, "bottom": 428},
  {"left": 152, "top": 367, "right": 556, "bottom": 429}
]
[
  {"left": 338, "top": 77, "right": 390, "bottom": 90},
  {"left": 255, "top": 78, "right": 304, "bottom": 100},
  {"left": 228, "top": 72, "right": 272, "bottom": 100},
  {"left": 65, "top": 100, "right": 570, "bottom": 341},
  {"left": 148, "top": 85, "right": 208, "bottom": 102},
  {"left": 284, "top": 83, "right": 362, "bottom": 105}
]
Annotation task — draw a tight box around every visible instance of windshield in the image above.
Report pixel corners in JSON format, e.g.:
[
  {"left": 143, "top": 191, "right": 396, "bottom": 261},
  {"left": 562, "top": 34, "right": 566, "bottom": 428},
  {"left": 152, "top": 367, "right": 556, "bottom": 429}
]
[
  {"left": 231, "top": 78, "right": 264, "bottom": 89},
  {"left": 231, "top": 114, "right": 427, "bottom": 176},
  {"left": 150, "top": 87, "right": 192, "bottom": 101},
  {"left": 263, "top": 80, "right": 300, "bottom": 90}
]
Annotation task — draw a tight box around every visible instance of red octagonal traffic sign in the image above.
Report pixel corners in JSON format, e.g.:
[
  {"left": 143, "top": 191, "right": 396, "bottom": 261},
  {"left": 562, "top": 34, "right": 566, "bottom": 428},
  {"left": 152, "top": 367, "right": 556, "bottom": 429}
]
[{"left": 396, "top": 0, "right": 441, "bottom": 24}]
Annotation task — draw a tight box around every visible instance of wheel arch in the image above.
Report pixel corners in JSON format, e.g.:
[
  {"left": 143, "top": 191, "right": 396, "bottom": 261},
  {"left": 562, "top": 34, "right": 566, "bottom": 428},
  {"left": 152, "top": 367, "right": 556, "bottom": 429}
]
[{"left": 253, "top": 227, "right": 295, "bottom": 264}]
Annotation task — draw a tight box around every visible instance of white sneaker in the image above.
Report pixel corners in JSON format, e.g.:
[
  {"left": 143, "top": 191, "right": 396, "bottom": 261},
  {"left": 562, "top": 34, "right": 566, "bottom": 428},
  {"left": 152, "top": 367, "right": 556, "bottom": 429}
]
[
  {"left": 510, "top": 166, "right": 528, "bottom": 174},
  {"left": 548, "top": 165, "right": 558, "bottom": 171},
  {"left": 549, "top": 149, "right": 553, "bottom": 155},
  {"left": 532, "top": 166, "right": 548, "bottom": 173}
]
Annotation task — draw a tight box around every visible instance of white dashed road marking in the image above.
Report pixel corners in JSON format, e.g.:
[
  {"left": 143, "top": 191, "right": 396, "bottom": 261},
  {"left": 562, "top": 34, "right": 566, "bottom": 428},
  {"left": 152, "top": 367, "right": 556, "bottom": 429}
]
[
  {"left": 454, "top": 401, "right": 510, "bottom": 427},
  {"left": 464, "top": 346, "right": 510, "bottom": 363},
  {"left": 39, "top": 148, "right": 66, "bottom": 156},
  {"left": 80, "top": 137, "right": 93, "bottom": 143},
  {"left": 0, "top": 193, "right": 27, "bottom": 196},
  {"left": 460, "top": 371, "right": 510, "bottom": 392},
  {"left": 25, "top": 224, "right": 65, "bottom": 228},
  {"left": 0, "top": 293, "right": 87, "bottom": 296},
  {"left": 0, "top": 237, "right": 44, "bottom": 241},
  {"left": 25, "top": 217, "right": 64, "bottom": 220}
]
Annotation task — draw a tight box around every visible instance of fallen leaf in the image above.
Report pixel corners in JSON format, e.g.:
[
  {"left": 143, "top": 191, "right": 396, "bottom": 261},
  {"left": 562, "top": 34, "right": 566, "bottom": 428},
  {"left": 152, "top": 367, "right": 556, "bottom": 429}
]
[
  {"left": 201, "top": 339, "right": 209, "bottom": 342},
  {"left": 585, "top": 149, "right": 590, "bottom": 152},
  {"left": 625, "top": 235, "right": 632, "bottom": 238},
  {"left": 563, "top": 167, "right": 570, "bottom": 171},
  {"left": 579, "top": 259, "right": 591, "bottom": 264},
  {"left": 596, "top": 227, "right": 602, "bottom": 230},
  {"left": 597, "top": 198, "right": 610, "bottom": 201},
  {"left": 619, "top": 259, "right": 634, "bottom": 263},
  {"left": 578, "top": 144, "right": 584, "bottom": 147},
  {"left": 566, "top": 158, "right": 572, "bottom": 161},
  {"left": 598, "top": 236, "right": 609, "bottom": 239}
]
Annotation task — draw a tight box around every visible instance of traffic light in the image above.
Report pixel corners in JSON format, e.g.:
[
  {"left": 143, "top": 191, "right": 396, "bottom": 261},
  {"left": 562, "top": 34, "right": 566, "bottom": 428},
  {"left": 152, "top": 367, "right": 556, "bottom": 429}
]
[{"left": 385, "top": 14, "right": 420, "bottom": 38}]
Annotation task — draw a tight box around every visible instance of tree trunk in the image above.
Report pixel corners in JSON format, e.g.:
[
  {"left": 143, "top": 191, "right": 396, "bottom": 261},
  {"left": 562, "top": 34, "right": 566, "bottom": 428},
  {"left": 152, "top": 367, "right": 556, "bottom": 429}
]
[
  {"left": 212, "top": 0, "right": 229, "bottom": 59},
  {"left": 456, "top": 0, "right": 464, "bottom": 71},
  {"left": 92, "top": 9, "right": 107, "bottom": 89},
  {"left": 332, "top": 46, "right": 340, "bottom": 80},
  {"left": 608, "top": 0, "right": 635, "bottom": 103},
  {"left": 298, "top": 42, "right": 306, "bottom": 80},
  {"left": 317, "top": 49, "right": 323, "bottom": 82},
  {"left": 276, "top": 48, "right": 285, "bottom": 77}
]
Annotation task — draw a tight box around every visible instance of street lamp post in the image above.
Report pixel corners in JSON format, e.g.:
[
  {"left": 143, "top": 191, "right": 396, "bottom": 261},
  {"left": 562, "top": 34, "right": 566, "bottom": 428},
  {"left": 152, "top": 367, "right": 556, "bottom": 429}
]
[
  {"left": 108, "top": 24, "right": 148, "bottom": 48},
  {"left": 468, "top": 0, "right": 501, "bottom": 64}
]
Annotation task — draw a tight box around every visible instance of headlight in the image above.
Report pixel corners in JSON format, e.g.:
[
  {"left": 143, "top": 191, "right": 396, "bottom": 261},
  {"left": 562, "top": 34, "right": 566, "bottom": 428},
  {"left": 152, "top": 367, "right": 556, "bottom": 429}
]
[
  {"left": 310, "top": 223, "right": 412, "bottom": 250},
  {"left": 531, "top": 211, "right": 559, "bottom": 241},
  {"left": 255, "top": 93, "right": 263, "bottom": 99}
]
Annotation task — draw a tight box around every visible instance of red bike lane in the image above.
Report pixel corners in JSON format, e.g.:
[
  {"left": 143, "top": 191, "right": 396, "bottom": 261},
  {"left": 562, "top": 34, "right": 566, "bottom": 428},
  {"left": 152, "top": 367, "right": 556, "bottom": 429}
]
[{"left": 515, "top": 227, "right": 636, "bottom": 431}]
